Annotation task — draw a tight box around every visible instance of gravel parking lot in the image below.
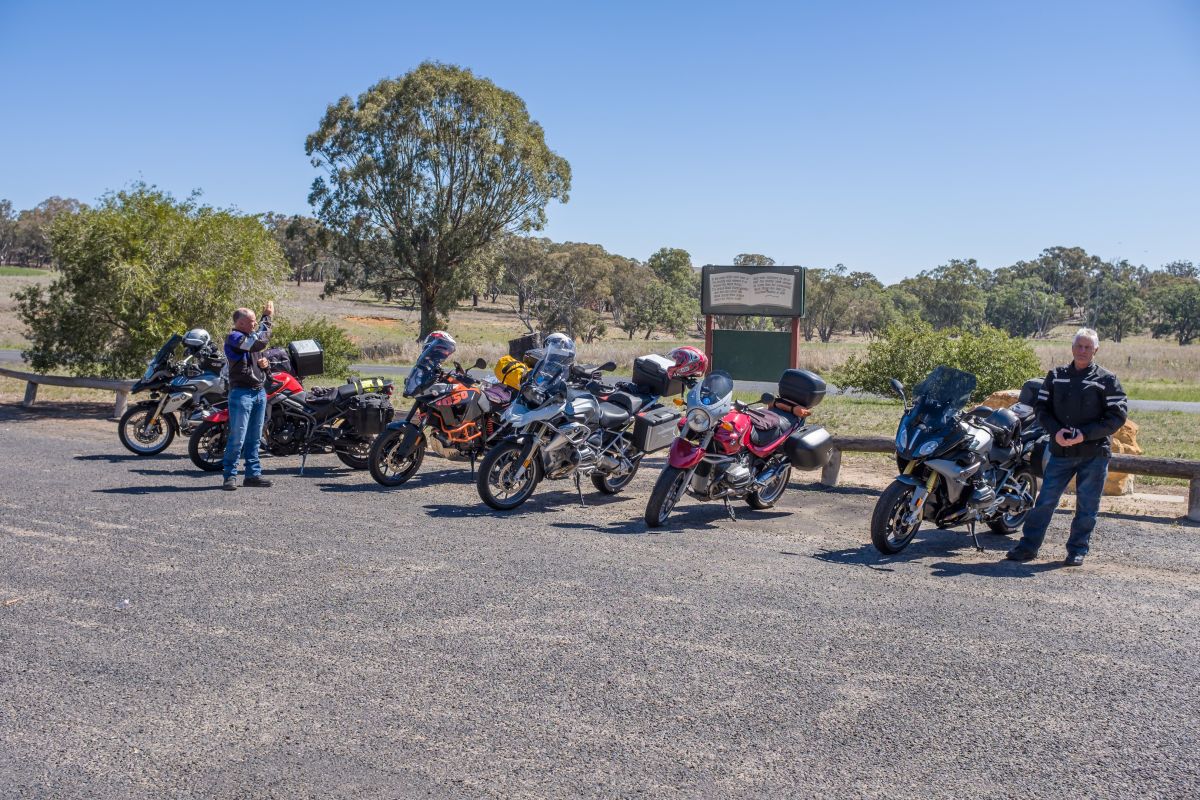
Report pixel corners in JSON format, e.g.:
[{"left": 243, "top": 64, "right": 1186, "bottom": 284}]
[{"left": 2, "top": 404, "right": 1198, "bottom": 799}]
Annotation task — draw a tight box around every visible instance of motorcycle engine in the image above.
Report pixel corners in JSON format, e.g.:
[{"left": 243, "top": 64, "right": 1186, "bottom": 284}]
[
  {"left": 268, "top": 415, "right": 308, "bottom": 456},
  {"left": 543, "top": 422, "right": 591, "bottom": 479}
]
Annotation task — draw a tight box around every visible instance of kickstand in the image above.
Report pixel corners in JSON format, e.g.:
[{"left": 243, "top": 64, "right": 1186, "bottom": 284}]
[
  {"left": 469, "top": 452, "right": 476, "bottom": 475},
  {"left": 723, "top": 497, "right": 737, "bottom": 521},
  {"left": 573, "top": 472, "right": 586, "bottom": 507},
  {"left": 299, "top": 449, "right": 309, "bottom": 477},
  {"left": 968, "top": 519, "right": 983, "bottom": 552}
]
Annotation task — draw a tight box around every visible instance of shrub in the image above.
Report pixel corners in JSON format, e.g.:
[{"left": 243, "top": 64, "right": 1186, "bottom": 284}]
[
  {"left": 834, "top": 317, "right": 1040, "bottom": 403},
  {"left": 271, "top": 316, "right": 361, "bottom": 381}
]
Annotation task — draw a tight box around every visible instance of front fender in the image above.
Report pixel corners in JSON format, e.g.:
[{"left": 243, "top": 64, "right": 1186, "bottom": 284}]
[
  {"left": 206, "top": 408, "right": 230, "bottom": 424},
  {"left": 668, "top": 438, "right": 705, "bottom": 469},
  {"left": 894, "top": 474, "right": 923, "bottom": 488}
]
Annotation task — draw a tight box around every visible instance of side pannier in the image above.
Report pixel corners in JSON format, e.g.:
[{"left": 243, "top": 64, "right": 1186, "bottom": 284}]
[{"left": 785, "top": 424, "right": 832, "bottom": 470}]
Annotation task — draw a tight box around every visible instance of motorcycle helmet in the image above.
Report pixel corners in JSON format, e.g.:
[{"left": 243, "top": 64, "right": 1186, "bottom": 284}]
[
  {"left": 684, "top": 370, "right": 734, "bottom": 432},
  {"left": 541, "top": 332, "right": 576, "bottom": 366},
  {"left": 183, "top": 328, "right": 212, "bottom": 351},
  {"left": 666, "top": 345, "right": 708, "bottom": 378},
  {"left": 421, "top": 330, "right": 457, "bottom": 362}
]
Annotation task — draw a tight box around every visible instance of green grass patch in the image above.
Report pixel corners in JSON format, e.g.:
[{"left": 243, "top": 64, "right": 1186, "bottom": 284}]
[
  {"left": 1122, "top": 382, "right": 1200, "bottom": 402},
  {"left": 0, "top": 266, "right": 51, "bottom": 277}
]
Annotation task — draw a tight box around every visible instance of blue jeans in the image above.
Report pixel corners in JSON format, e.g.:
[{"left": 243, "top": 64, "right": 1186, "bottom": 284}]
[
  {"left": 222, "top": 386, "right": 267, "bottom": 481},
  {"left": 1018, "top": 455, "right": 1109, "bottom": 557}
]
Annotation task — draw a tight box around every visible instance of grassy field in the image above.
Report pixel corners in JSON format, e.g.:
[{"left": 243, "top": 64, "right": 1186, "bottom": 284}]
[{"left": 0, "top": 266, "right": 52, "bottom": 277}]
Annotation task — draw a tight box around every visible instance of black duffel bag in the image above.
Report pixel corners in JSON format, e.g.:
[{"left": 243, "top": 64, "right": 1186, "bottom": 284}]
[{"left": 347, "top": 393, "right": 394, "bottom": 436}]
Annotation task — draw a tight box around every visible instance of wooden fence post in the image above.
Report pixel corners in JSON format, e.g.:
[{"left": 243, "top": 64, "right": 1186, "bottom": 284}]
[
  {"left": 112, "top": 391, "right": 129, "bottom": 420},
  {"left": 1189, "top": 478, "right": 1200, "bottom": 523},
  {"left": 22, "top": 381, "right": 38, "bottom": 407},
  {"left": 820, "top": 447, "right": 842, "bottom": 487}
]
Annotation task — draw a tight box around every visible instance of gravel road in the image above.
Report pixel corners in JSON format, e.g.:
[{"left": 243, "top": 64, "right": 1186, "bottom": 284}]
[{"left": 1, "top": 404, "right": 1198, "bottom": 798}]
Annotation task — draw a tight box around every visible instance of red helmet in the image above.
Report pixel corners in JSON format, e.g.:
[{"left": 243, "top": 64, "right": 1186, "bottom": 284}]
[{"left": 666, "top": 345, "right": 708, "bottom": 378}]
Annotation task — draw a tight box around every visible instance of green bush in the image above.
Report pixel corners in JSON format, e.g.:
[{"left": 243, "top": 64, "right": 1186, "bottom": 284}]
[
  {"left": 271, "top": 316, "right": 361, "bottom": 382},
  {"left": 834, "top": 317, "right": 1041, "bottom": 403}
]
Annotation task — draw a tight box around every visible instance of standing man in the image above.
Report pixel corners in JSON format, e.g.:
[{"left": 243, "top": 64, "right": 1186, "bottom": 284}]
[
  {"left": 1007, "top": 328, "right": 1128, "bottom": 566},
  {"left": 222, "top": 301, "right": 275, "bottom": 491}
]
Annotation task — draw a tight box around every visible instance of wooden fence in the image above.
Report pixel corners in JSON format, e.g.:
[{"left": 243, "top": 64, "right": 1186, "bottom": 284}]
[
  {"left": 0, "top": 366, "right": 134, "bottom": 419},
  {"left": 820, "top": 435, "right": 1200, "bottom": 522}
]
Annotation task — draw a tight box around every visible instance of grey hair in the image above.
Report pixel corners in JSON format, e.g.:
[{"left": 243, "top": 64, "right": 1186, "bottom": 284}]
[
  {"left": 232, "top": 307, "right": 254, "bottom": 324},
  {"left": 1073, "top": 327, "right": 1100, "bottom": 347}
]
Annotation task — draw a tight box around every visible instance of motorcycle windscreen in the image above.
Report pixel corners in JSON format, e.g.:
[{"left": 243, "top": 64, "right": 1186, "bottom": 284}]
[
  {"left": 404, "top": 356, "right": 444, "bottom": 397},
  {"left": 695, "top": 371, "right": 734, "bottom": 407},
  {"left": 143, "top": 334, "right": 183, "bottom": 379},
  {"left": 912, "top": 366, "right": 976, "bottom": 410}
]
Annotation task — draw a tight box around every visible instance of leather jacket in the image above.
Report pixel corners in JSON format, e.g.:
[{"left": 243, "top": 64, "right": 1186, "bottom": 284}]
[
  {"left": 1035, "top": 362, "right": 1127, "bottom": 459},
  {"left": 223, "top": 315, "right": 272, "bottom": 389}
]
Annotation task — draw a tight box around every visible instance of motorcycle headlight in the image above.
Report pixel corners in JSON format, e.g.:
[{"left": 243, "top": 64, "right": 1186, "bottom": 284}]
[
  {"left": 896, "top": 426, "right": 908, "bottom": 450},
  {"left": 686, "top": 408, "right": 712, "bottom": 432},
  {"left": 917, "top": 439, "right": 942, "bottom": 457}
]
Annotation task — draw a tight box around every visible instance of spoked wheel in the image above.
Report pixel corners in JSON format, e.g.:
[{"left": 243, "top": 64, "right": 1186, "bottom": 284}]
[
  {"left": 645, "top": 466, "right": 690, "bottom": 528},
  {"left": 988, "top": 468, "right": 1038, "bottom": 535},
  {"left": 870, "top": 479, "right": 922, "bottom": 554},
  {"left": 746, "top": 463, "right": 791, "bottom": 510},
  {"left": 368, "top": 428, "right": 426, "bottom": 486},
  {"left": 117, "top": 405, "right": 177, "bottom": 456},
  {"left": 188, "top": 420, "right": 227, "bottom": 472},
  {"left": 590, "top": 454, "right": 642, "bottom": 494},
  {"left": 477, "top": 441, "right": 541, "bottom": 510},
  {"left": 335, "top": 436, "right": 373, "bottom": 470}
]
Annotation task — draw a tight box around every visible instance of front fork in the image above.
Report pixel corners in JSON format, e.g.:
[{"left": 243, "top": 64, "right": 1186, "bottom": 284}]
[
  {"left": 145, "top": 395, "right": 169, "bottom": 428},
  {"left": 901, "top": 461, "right": 939, "bottom": 528}
]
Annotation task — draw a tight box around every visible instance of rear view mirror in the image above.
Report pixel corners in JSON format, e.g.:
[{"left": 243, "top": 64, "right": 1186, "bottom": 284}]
[
  {"left": 889, "top": 378, "right": 908, "bottom": 406},
  {"left": 760, "top": 392, "right": 775, "bottom": 405},
  {"left": 474, "top": 357, "right": 487, "bottom": 370}
]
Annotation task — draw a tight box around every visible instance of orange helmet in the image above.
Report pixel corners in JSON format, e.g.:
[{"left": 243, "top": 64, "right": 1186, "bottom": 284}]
[{"left": 667, "top": 345, "right": 708, "bottom": 378}]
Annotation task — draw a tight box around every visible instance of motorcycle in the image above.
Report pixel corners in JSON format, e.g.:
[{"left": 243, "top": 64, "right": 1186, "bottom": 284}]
[
  {"left": 118, "top": 330, "right": 227, "bottom": 456},
  {"left": 475, "top": 338, "right": 678, "bottom": 511},
  {"left": 869, "top": 365, "right": 1041, "bottom": 555},
  {"left": 188, "top": 367, "right": 395, "bottom": 474},
  {"left": 644, "top": 368, "right": 832, "bottom": 527},
  {"left": 369, "top": 342, "right": 513, "bottom": 486}
]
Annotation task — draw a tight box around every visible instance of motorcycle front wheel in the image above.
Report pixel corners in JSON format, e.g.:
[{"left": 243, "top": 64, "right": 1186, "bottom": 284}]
[
  {"left": 368, "top": 428, "right": 426, "bottom": 486},
  {"left": 870, "top": 479, "right": 922, "bottom": 554},
  {"left": 117, "top": 405, "right": 177, "bottom": 456},
  {"left": 477, "top": 441, "right": 541, "bottom": 510},
  {"left": 645, "top": 466, "right": 689, "bottom": 528},
  {"left": 188, "top": 420, "right": 227, "bottom": 472}
]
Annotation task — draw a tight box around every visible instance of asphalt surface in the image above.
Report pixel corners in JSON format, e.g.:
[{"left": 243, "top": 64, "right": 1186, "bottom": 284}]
[{"left": 1, "top": 403, "right": 1199, "bottom": 799}]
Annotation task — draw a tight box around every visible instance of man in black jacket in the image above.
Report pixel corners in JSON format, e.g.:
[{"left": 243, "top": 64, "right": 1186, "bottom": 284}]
[
  {"left": 1007, "top": 328, "right": 1128, "bottom": 566},
  {"left": 221, "top": 301, "right": 274, "bottom": 490}
]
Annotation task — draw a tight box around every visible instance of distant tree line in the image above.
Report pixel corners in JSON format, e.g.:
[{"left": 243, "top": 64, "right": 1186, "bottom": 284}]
[{"left": 0, "top": 197, "right": 87, "bottom": 267}]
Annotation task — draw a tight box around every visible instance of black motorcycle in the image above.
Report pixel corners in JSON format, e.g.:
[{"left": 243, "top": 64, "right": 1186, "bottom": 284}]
[
  {"left": 870, "top": 366, "right": 1041, "bottom": 554},
  {"left": 188, "top": 374, "right": 395, "bottom": 474},
  {"left": 118, "top": 333, "right": 226, "bottom": 456}
]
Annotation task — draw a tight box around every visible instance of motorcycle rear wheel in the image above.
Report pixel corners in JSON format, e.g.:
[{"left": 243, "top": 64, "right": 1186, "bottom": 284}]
[
  {"left": 987, "top": 467, "right": 1038, "bottom": 535},
  {"left": 645, "top": 466, "right": 689, "bottom": 528},
  {"left": 590, "top": 455, "right": 641, "bottom": 494},
  {"left": 477, "top": 441, "right": 541, "bottom": 510},
  {"left": 746, "top": 463, "right": 791, "bottom": 510},
  {"left": 870, "top": 479, "right": 921, "bottom": 554},
  {"left": 117, "top": 405, "right": 177, "bottom": 456},
  {"left": 368, "top": 428, "right": 425, "bottom": 486},
  {"left": 335, "top": 436, "right": 373, "bottom": 470},
  {"left": 188, "top": 420, "right": 227, "bottom": 472}
]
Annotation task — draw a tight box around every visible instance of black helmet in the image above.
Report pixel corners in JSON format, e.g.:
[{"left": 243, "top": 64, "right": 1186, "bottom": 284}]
[{"left": 984, "top": 406, "right": 1021, "bottom": 446}]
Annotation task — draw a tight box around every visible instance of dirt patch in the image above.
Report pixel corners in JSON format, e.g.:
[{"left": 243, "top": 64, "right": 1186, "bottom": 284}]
[{"left": 344, "top": 316, "right": 406, "bottom": 327}]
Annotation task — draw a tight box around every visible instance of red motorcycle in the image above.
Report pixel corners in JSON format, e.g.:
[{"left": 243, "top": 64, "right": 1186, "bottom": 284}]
[{"left": 644, "top": 369, "right": 833, "bottom": 527}]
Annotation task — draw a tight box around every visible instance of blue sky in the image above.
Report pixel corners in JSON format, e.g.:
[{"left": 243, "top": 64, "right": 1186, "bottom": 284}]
[{"left": 1, "top": 0, "right": 1197, "bottom": 282}]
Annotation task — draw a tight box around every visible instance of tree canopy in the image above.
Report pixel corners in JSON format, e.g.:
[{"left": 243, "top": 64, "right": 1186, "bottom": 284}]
[{"left": 307, "top": 61, "right": 571, "bottom": 338}]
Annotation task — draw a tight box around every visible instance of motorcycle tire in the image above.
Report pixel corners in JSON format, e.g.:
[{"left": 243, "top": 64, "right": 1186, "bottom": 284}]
[
  {"left": 590, "top": 455, "right": 641, "bottom": 494},
  {"left": 117, "top": 404, "right": 177, "bottom": 456},
  {"left": 368, "top": 428, "right": 425, "bottom": 486},
  {"left": 870, "top": 479, "right": 921, "bottom": 555},
  {"left": 645, "top": 466, "right": 689, "bottom": 528},
  {"left": 477, "top": 440, "right": 541, "bottom": 511},
  {"left": 188, "top": 419, "right": 227, "bottom": 472},
  {"left": 335, "top": 437, "right": 373, "bottom": 470},
  {"left": 987, "top": 467, "right": 1038, "bottom": 535},
  {"left": 746, "top": 463, "right": 791, "bottom": 510}
]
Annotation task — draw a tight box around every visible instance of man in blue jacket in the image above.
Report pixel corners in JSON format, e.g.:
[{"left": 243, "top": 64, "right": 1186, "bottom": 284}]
[
  {"left": 1007, "top": 328, "right": 1128, "bottom": 566},
  {"left": 222, "top": 301, "right": 274, "bottom": 490}
]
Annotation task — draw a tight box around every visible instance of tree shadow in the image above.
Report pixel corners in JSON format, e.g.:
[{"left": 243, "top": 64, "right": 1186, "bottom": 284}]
[
  {"left": 790, "top": 481, "right": 880, "bottom": 498},
  {"left": 553, "top": 504, "right": 792, "bottom": 536},
  {"left": 93, "top": 484, "right": 223, "bottom": 495},
  {"left": 1097, "top": 510, "right": 1200, "bottom": 527},
  {"left": 423, "top": 486, "right": 637, "bottom": 520},
  {"left": 0, "top": 401, "right": 115, "bottom": 421},
  {"left": 76, "top": 452, "right": 188, "bottom": 464}
]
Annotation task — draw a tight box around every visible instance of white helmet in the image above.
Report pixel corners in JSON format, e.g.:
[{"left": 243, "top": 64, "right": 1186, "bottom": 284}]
[
  {"left": 183, "top": 328, "right": 212, "bottom": 350},
  {"left": 541, "top": 332, "right": 576, "bottom": 365}
]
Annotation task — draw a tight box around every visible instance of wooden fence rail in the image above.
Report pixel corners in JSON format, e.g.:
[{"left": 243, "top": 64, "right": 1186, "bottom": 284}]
[
  {"left": 820, "top": 435, "right": 1200, "bottom": 522},
  {"left": 0, "top": 366, "right": 134, "bottom": 419}
]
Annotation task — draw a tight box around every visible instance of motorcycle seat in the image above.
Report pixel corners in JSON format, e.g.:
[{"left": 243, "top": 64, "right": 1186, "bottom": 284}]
[
  {"left": 749, "top": 409, "right": 799, "bottom": 448},
  {"left": 597, "top": 402, "right": 632, "bottom": 429},
  {"left": 604, "top": 391, "right": 648, "bottom": 415}
]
